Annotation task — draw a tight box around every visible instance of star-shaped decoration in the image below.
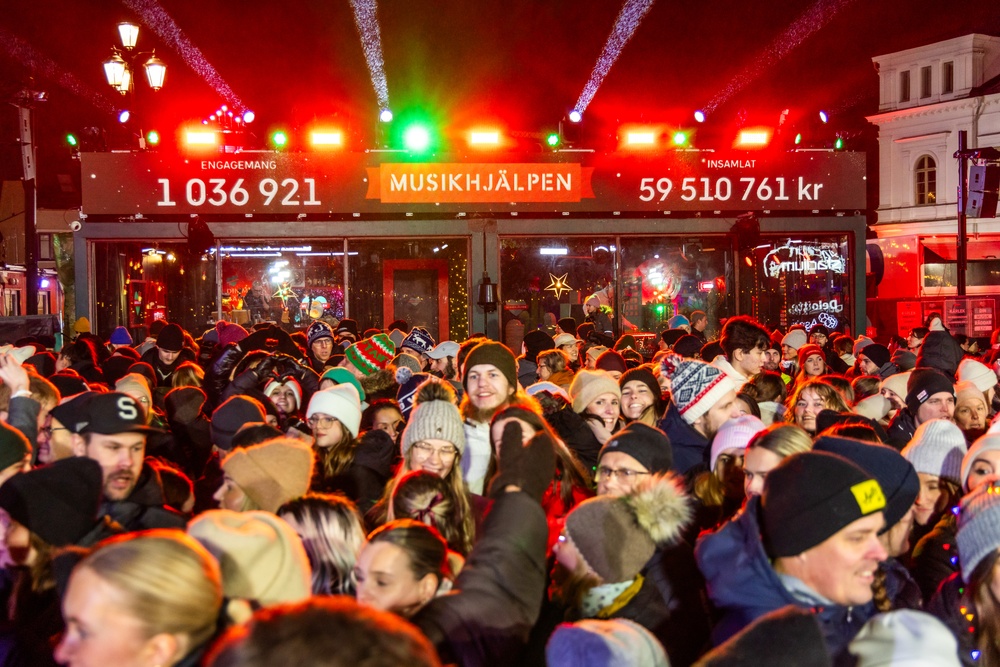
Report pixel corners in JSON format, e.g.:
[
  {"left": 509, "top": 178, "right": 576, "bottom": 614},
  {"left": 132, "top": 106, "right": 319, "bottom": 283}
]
[{"left": 544, "top": 272, "right": 572, "bottom": 299}]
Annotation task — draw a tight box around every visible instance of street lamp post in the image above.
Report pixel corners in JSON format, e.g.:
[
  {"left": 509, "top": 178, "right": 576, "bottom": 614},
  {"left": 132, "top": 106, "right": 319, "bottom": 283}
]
[{"left": 102, "top": 22, "right": 166, "bottom": 148}]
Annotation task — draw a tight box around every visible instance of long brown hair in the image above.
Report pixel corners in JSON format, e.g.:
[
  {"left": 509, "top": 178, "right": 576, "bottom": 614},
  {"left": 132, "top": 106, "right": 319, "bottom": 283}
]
[
  {"left": 313, "top": 420, "right": 356, "bottom": 480},
  {"left": 972, "top": 549, "right": 1000, "bottom": 667}
]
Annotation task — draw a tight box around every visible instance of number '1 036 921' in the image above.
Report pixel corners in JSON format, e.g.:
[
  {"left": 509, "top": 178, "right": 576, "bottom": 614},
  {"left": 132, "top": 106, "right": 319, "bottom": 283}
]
[{"left": 157, "top": 178, "right": 322, "bottom": 207}]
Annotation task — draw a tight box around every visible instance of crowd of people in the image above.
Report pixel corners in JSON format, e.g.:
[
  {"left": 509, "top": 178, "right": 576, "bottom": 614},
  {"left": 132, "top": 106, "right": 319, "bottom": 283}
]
[{"left": 0, "top": 310, "right": 998, "bottom": 666}]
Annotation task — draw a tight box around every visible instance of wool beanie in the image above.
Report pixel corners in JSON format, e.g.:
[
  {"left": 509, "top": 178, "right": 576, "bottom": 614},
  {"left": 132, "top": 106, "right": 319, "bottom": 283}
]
[
  {"left": 853, "top": 394, "right": 891, "bottom": 422},
  {"left": 660, "top": 328, "right": 687, "bottom": 348},
  {"left": 673, "top": 334, "right": 703, "bottom": 359},
  {"left": 306, "top": 384, "right": 362, "bottom": 437},
  {"left": 853, "top": 336, "right": 874, "bottom": 357},
  {"left": 306, "top": 320, "right": 335, "bottom": 348},
  {"left": 188, "top": 509, "right": 311, "bottom": 607},
  {"left": 0, "top": 422, "right": 30, "bottom": 472},
  {"left": 392, "top": 353, "right": 422, "bottom": 375},
  {"left": 761, "top": 451, "right": 886, "bottom": 558},
  {"left": 711, "top": 415, "right": 766, "bottom": 470},
  {"left": 211, "top": 396, "right": 267, "bottom": 451},
  {"left": 956, "top": 480, "right": 1000, "bottom": 582},
  {"left": 216, "top": 321, "right": 249, "bottom": 347},
  {"left": 880, "top": 372, "right": 912, "bottom": 402},
  {"left": 109, "top": 326, "right": 132, "bottom": 346},
  {"left": 902, "top": 419, "right": 967, "bottom": 485},
  {"left": 850, "top": 610, "right": 961, "bottom": 667},
  {"left": 164, "top": 386, "right": 207, "bottom": 424},
  {"left": 400, "top": 379, "right": 465, "bottom": 458},
  {"left": 319, "top": 368, "right": 366, "bottom": 402},
  {"left": 221, "top": 438, "right": 314, "bottom": 513},
  {"left": 570, "top": 370, "right": 622, "bottom": 414},
  {"left": 156, "top": 323, "right": 185, "bottom": 352},
  {"left": 565, "top": 475, "right": 691, "bottom": 583},
  {"left": 890, "top": 349, "right": 917, "bottom": 372},
  {"left": 905, "top": 368, "right": 955, "bottom": 417},
  {"left": 0, "top": 457, "right": 103, "bottom": 546},
  {"left": 619, "top": 367, "right": 662, "bottom": 407},
  {"left": 116, "top": 373, "right": 152, "bottom": 415},
  {"left": 388, "top": 328, "right": 405, "bottom": 352},
  {"left": 595, "top": 350, "right": 627, "bottom": 375},
  {"left": 961, "top": 434, "right": 1000, "bottom": 491},
  {"left": 462, "top": 341, "right": 518, "bottom": 391},
  {"left": 697, "top": 605, "right": 831, "bottom": 667},
  {"left": 781, "top": 329, "right": 807, "bottom": 351},
  {"left": 264, "top": 377, "right": 303, "bottom": 411},
  {"left": 814, "top": 436, "right": 919, "bottom": 531},
  {"left": 26, "top": 352, "right": 56, "bottom": 377},
  {"left": 557, "top": 318, "right": 578, "bottom": 337},
  {"left": 402, "top": 327, "right": 436, "bottom": 356},
  {"left": 598, "top": 422, "right": 673, "bottom": 474},
  {"left": 958, "top": 358, "right": 998, "bottom": 393},
  {"left": 546, "top": 619, "right": 669, "bottom": 667},
  {"left": 395, "top": 369, "right": 432, "bottom": 420},
  {"left": 661, "top": 355, "right": 736, "bottom": 425},
  {"left": 522, "top": 330, "right": 555, "bottom": 363},
  {"left": 797, "top": 344, "right": 826, "bottom": 369},
  {"left": 335, "top": 318, "right": 359, "bottom": 338},
  {"left": 955, "top": 380, "right": 987, "bottom": 415},
  {"left": 667, "top": 314, "right": 690, "bottom": 330},
  {"left": 614, "top": 335, "right": 637, "bottom": 352},
  {"left": 585, "top": 346, "right": 609, "bottom": 366},
  {"left": 126, "top": 362, "right": 157, "bottom": 391},
  {"left": 48, "top": 372, "right": 88, "bottom": 399},
  {"left": 553, "top": 333, "right": 577, "bottom": 348},
  {"left": 73, "top": 317, "right": 91, "bottom": 334},
  {"left": 345, "top": 334, "right": 395, "bottom": 376},
  {"left": 859, "top": 344, "right": 890, "bottom": 369}
]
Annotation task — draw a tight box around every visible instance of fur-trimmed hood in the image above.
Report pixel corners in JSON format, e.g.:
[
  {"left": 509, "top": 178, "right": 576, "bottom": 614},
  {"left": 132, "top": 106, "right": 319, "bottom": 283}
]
[{"left": 360, "top": 367, "right": 397, "bottom": 402}]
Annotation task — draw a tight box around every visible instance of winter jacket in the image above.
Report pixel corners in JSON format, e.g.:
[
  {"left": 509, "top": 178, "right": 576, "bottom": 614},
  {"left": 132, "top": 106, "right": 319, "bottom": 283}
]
[
  {"left": 100, "top": 462, "right": 187, "bottom": 532},
  {"left": 462, "top": 419, "right": 493, "bottom": 496},
  {"left": 885, "top": 408, "right": 917, "bottom": 450},
  {"left": 910, "top": 511, "right": 959, "bottom": 604},
  {"left": 881, "top": 556, "right": 923, "bottom": 611},
  {"left": 658, "top": 401, "right": 710, "bottom": 476},
  {"left": 205, "top": 343, "right": 243, "bottom": 408},
  {"left": 360, "top": 367, "right": 397, "bottom": 402},
  {"left": 413, "top": 490, "right": 548, "bottom": 667},
  {"left": 926, "top": 572, "right": 979, "bottom": 667},
  {"left": 320, "top": 429, "right": 397, "bottom": 514},
  {"left": 916, "top": 332, "right": 965, "bottom": 378},
  {"left": 695, "top": 498, "right": 876, "bottom": 660},
  {"left": 6, "top": 396, "right": 39, "bottom": 461},
  {"left": 517, "top": 359, "right": 538, "bottom": 388},
  {"left": 543, "top": 407, "right": 602, "bottom": 473}
]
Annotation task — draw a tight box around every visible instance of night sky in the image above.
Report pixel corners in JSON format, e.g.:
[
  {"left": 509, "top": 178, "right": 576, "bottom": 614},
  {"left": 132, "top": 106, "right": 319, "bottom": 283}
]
[{"left": 2, "top": 0, "right": 999, "bottom": 204}]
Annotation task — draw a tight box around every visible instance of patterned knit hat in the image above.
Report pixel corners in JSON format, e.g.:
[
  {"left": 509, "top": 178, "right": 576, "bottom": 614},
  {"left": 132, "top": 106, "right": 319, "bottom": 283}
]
[
  {"left": 957, "top": 481, "right": 1000, "bottom": 581},
  {"left": 306, "top": 320, "right": 335, "bottom": 347},
  {"left": 402, "top": 327, "right": 436, "bottom": 356},
  {"left": 661, "top": 355, "right": 736, "bottom": 425},
  {"left": 902, "top": 419, "right": 967, "bottom": 485},
  {"left": 462, "top": 341, "right": 517, "bottom": 391},
  {"left": 400, "top": 379, "right": 465, "bottom": 458},
  {"left": 345, "top": 333, "right": 395, "bottom": 376}
]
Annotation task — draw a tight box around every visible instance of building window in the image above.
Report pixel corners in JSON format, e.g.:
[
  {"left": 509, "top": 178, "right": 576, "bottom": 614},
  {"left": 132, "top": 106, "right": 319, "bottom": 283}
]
[
  {"left": 900, "top": 71, "right": 911, "bottom": 102},
  {"left": 915, "top": 155, "right": 936, "bottom": 205},
  {"left": 37, "top": 234, "right": 53, "bottom": 261},
  {"left": 921, "top": 66, "right": 932, "bottom": 98},
  {"left": 942, "top": 61, "right": 954, "bottom": 94}
]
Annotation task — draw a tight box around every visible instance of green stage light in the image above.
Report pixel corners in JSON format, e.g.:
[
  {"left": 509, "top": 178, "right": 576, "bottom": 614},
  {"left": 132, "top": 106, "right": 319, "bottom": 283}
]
[
  {"left": 546, "top": 133, "right": 560, "bottom": 147},
  {"left": 403, "top": 125, "right": 431, "bottom": 151},
  {"left": 66, "top": 134, "right": 78, "bottom": 147},
  {"left": 672, "top": 131, "right": 688, "bottom": 147},
  {"left": 272, "top": 130, "right": 288, "bottom": 148},
  {"left": 146, "top": 130, "right": 160, "bottom": 145}
]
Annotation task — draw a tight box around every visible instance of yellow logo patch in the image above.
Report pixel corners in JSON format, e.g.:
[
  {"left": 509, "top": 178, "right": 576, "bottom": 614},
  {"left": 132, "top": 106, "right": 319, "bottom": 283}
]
[{"left": 850, "top": 479, "right": 886, "bottom": 514}]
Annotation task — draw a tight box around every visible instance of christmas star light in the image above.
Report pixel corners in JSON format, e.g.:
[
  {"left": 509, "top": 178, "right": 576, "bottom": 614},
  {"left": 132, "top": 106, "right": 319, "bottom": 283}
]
[{"left": 545, "top": 273, "right": 572, "bottom": 299}]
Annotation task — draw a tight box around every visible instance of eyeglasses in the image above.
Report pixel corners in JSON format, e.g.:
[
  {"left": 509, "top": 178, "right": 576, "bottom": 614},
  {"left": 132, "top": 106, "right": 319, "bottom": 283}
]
[
  {"left": 307, "top": 415, "right": 338, "bottom": 429},
  {"left": 595, "top": 466, "right": 650, "bottom": 482},
  {"left": 39, "top": 426, "right": 68, "bottom": 436},
  {"left": 411, "top": 441, "right": 458, "bottom": 460}
]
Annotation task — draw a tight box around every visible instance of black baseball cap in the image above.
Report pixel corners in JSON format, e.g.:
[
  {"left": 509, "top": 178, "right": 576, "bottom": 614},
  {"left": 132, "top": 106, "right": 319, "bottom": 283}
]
[
  {"left": 49, "top": 392, "right": 97, "bottom": 434},
  {"left": 79, "top": 392, "right": 161, "bottom": 435}
]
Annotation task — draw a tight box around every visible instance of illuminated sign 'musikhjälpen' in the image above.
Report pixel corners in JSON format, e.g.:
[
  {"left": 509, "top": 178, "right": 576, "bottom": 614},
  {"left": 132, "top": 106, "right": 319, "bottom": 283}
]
[{"left": 81, "top": 150, "right": 865, "bottom": 217}]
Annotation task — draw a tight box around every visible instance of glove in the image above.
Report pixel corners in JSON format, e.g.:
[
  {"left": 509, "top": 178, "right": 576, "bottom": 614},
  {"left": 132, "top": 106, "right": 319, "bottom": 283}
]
[{"left": 488, "top": 421, "right": 556, "bottom": 503}]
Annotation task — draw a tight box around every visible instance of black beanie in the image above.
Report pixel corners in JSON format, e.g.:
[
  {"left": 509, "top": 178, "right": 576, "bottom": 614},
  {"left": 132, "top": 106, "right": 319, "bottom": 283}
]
[
  {"left": 0, "top": 423, "right": 30, "bottom": 471},
  {"left": 210, "top": 395, "right": 267, "bottom": 451},
  {"left": 165, "top": 386, "right": 208, "bottom": 424},
  {"left": 905, "top": 367, "right": 955, "bottom": 416},
  {"left": 127, "top": 362, "right": 157, "bottom": 391},
  {"left": 0, "top": 457, "right": 103, "bottom": 546},
  {"left": 156, "top": 323, "right": 185, "bottom": 352},
  {"left": 813, "top": 435, "right": 919, "bottom": 531},
  {"left": 619, "top": 367, "right": 663, "bottom": 412},
  {"left": 660, "top": 328, "right": 687, "bottom": 348},
  {"left": 598, "top": 422, "right": 672, "bottom": 474},
  {"left": 48, "top": 372, "right": 88, "bottom": 398},
  {"left": 761, "top": 451, "right": 885, "bottom": 558},
  {"left": 595, "top": 350, "right": 627, "bottom": 374},
  {"left": 673, "top": 334, "right": 703, "bottom": 359},
  {"left": 462, "top": 341, "right": 518, "bottom": 391},
  {"left": 695, "top": 606, "right": 831, "bottom": 667},
  {"left": 522, "top": 330, "right": 555, "bottom": 363},
  {"left": 557, "top": 318, "right": 577, "bottom": 337},
  {"left": 860, "top": 344, "right": 890, "bottom": 369}
]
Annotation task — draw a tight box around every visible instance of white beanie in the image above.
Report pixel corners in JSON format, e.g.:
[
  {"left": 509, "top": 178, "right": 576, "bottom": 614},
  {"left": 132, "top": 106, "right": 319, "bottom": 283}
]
[
  {"left": 781, "top": 329, "right": 807, "bottom": 351},
  {"left": 902, "top": 419, "right": 968, "bottom": 485},
  {"left": 264, "top": 377, "right": 303, "bottom": 411},
  {"left": 961, "top": 433, "right": 1000, "bottom": 491},
  {"left": 306, "top": 384, "right": 362, "bottom": 437},
  {"left": 710, "top": 415, "right": 766, "bottom": 470},
  {"left": 849, "top": 610, "right": 960, "bottom": 667},
  {"left": 957, "top": 358, "right": 998, "bottom": 394},
  {"left": 854, "top": 393, "right": 890, "bottom": 421},
  {"left": 852, "top": 336, "right": 874, "bottom": 358},
  {"left": 880, "top": 372, "right": 912, "bottom": 401}
]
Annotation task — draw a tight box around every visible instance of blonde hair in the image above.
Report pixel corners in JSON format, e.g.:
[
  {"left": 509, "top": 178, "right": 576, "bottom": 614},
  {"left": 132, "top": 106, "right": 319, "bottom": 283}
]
[
  {"left": 171, "top": 362, "right": 204, "bottom": 388},
  {"left": 784, "top": 378, "right": 850, "bottom": 430},
  {"left": 79, "top": 530, "right": 222, "bottom": 649},
  {"left": 747, "top": 423, "right": 813, "bottom": 458}
]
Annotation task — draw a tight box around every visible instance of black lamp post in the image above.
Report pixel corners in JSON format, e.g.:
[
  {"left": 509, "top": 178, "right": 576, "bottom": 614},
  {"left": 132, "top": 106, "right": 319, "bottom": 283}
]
[{"left": 102, "top": 22, "right": 166, "bottom": 148}]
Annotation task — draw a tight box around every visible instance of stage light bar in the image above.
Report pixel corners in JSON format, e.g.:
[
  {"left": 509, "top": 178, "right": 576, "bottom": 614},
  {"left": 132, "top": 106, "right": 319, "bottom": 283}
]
[
  {"left": 184, "top": 130, "right": 218, "bottom": 146},
  {"left": 735, "top": 128, "right": 772, "bottom": 148},
  {"left": 469, "top": 130, "right": 500, "bottom": 146},
  {"left": 310, "top": 131, "right": 343, "bottom": 147},
  {"left": 626, "top": 131, "right": 656, "bottom": 146}
]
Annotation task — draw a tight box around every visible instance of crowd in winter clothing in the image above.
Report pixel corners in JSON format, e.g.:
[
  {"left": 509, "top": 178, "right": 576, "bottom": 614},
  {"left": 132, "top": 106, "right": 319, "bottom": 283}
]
[{"left": 0, "top": 310, "right": 999, "bottom": 665}]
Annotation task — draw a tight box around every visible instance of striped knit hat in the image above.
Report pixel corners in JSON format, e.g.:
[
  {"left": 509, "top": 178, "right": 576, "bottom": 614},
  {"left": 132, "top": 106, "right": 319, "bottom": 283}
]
[
  {"left": 345, "top": 333, "right": 395, "bottom": 376},
  {"left": 661, "top": 354, "right": 736, "bottom": 425}
]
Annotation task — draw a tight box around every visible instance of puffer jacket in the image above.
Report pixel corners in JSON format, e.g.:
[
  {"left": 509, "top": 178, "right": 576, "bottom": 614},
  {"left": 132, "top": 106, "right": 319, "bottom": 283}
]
[{"left": 657, "top": 401, "right": 709, "bottom": 477}]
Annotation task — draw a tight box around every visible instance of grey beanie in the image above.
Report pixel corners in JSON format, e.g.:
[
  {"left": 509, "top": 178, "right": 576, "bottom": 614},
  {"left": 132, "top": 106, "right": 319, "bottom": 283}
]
[
  {"left": 902, "top": 419, "right": 968, "bottom": 485},
  {"left": 961, "top": 434, "right": 1000, "bottom": 491},
  {"left": 400, "top": 379, "right": 465, "bottom": 458},
  {"left": 849, "top": 610, "right": 961, "bottom": 667},
  {"left": 957, "top": 480, "right": 1000, "bottom": 582}
]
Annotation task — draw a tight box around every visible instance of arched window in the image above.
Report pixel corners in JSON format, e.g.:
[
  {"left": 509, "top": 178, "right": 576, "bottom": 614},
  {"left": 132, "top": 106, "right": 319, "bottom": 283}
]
[{"left": 915, "top": 155, "right": 936, "bottom": 205}]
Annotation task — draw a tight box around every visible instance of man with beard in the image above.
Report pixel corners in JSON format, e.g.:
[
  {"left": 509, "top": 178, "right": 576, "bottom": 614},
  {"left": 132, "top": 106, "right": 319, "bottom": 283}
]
[
  {"left": 761, "top": 341, "right": 782, "bottom": 373},
  {"left": 460, "top": 341, "right": 528, "bottom": 495},
  {"left": 72, "top": 392, "right": 185, "bottom": 531},
  {"left": 427, "top": 341, "right": 463, "bottom": 398}
]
